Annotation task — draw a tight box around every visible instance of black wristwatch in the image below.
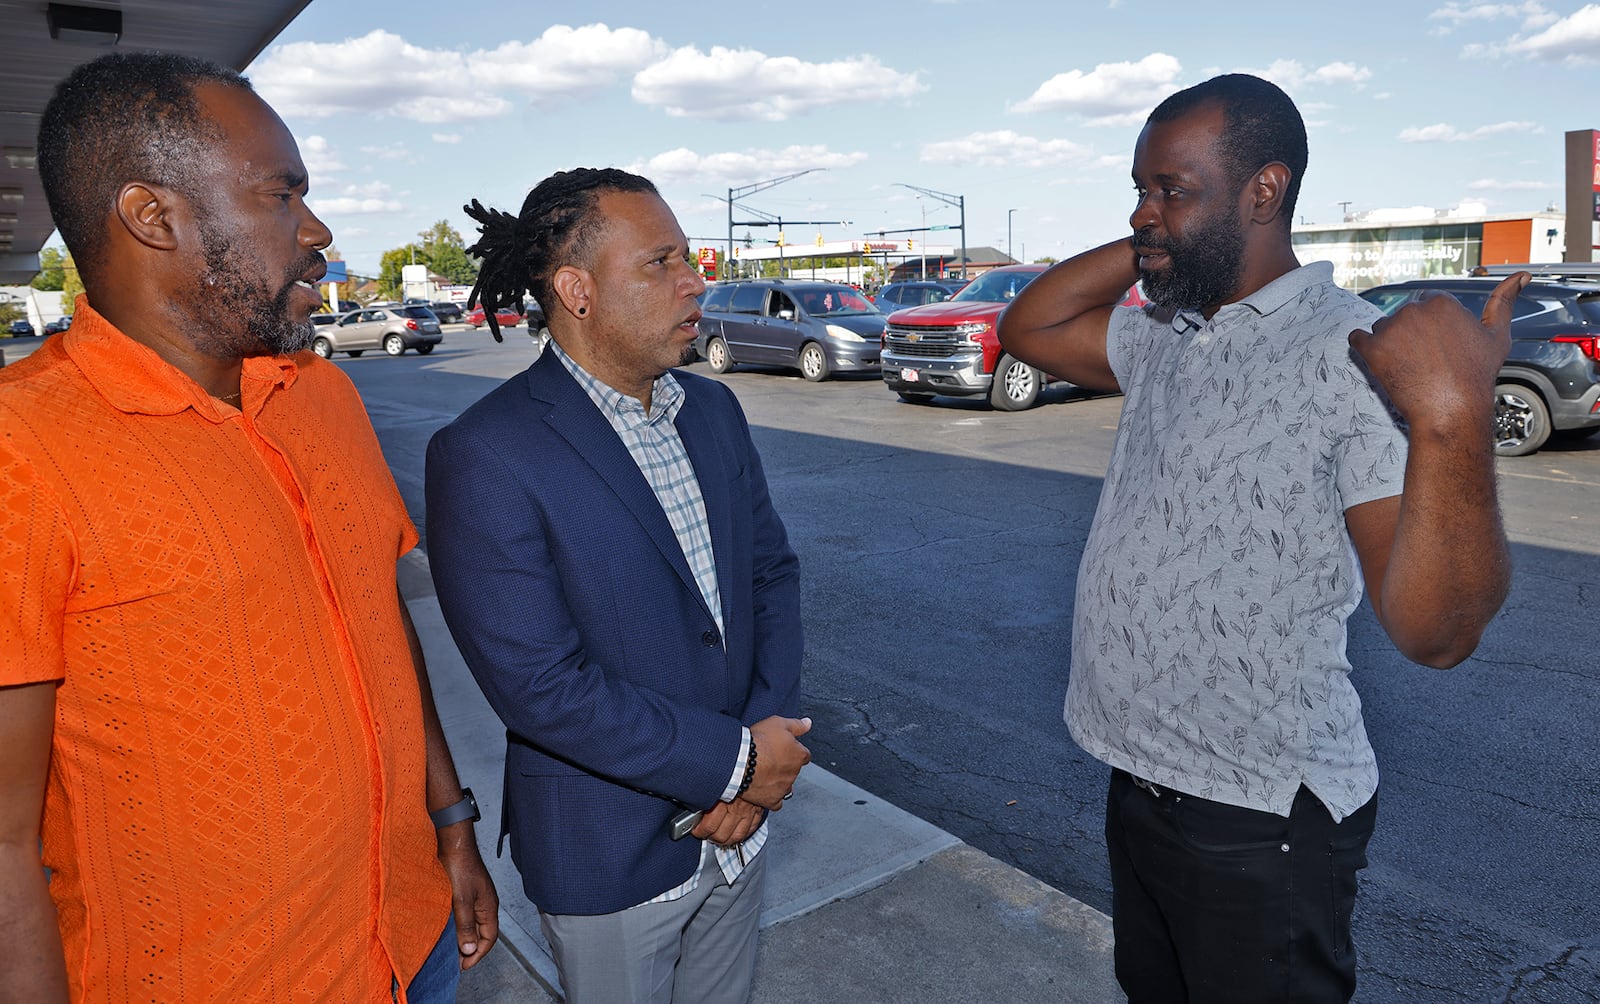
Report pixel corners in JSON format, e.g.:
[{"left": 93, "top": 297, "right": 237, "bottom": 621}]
[{"left": 430, "top": 787, "right": 480, "bottom": 828}]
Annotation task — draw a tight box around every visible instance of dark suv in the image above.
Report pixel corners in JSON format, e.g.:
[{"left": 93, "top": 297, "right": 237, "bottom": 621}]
[
  {"left": 695, "top": 279, "right": 885, "bottom": 381},
  {"left": 1359, "top": 272, "right": 1600, "bottom": 456},
  {"left": 874, "top": 279, "right": 967, "bottom": 314}
]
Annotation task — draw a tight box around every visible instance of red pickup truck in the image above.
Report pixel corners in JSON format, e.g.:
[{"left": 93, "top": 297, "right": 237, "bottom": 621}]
[{"left": 880, "top": 264, "right": 1144, "bottom": 410}]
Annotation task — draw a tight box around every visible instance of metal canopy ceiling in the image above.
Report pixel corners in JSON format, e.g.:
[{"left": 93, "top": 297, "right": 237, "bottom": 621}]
[{"left": 0, "top": 0, "right": 312, "bottom": 284}]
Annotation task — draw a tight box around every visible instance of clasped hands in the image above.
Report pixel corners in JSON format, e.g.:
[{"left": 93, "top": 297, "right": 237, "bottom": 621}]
[{"left": 691, "top": 714, "right": 812, "bottom": 846}]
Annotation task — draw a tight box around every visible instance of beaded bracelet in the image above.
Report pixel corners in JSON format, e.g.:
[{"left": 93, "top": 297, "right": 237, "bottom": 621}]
[{"left": 736, "top": 741, "right": 758, "bottom": 797}]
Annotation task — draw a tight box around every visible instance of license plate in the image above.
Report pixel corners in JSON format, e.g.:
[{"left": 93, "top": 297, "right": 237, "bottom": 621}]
[{"left": 900, "top": 367, "right": 920, "bottom": 382}]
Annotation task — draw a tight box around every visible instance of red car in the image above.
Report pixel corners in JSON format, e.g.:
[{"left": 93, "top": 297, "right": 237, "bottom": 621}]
[
  {"left": 465, "top": 304, "right": 524, "bottom": 330},
  {"left": 880, "top": 264, "right": 1142, "bottom": 411}
]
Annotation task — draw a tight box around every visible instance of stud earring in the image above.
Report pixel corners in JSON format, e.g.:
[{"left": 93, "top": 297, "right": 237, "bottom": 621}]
[{"left": 578, "top": 306, "right": 587, "bottom": 316}]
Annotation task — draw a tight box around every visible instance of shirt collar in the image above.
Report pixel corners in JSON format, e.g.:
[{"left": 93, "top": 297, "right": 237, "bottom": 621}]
[
  {"left": 549, "top": 339, "right": 684, "bottom": 427},
  {"left": 1168, "top": 261, "right": 1335, "bottom": 332},
  {"left": 63, "top": 297, "right": 300, "bottom": 421}
]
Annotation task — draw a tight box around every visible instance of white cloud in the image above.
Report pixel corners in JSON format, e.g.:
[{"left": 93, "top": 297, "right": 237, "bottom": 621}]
[
  {"left": 1253, "top": 59, "right": 1373, "bottom": 89},
  {"left": 1465, "top": 177, "right": 1558, "bottom": 191},
  {"left": 920, "top": 130, "right": 1097, "bottom": 169},
  {"left": 1397, "top": 120, "right": 1541, "bottom": 141},
  {"left": 628, "top": 145, "right": 869, "bottom": 184},
  {"left": 309, "top": 180, "right": 404, "bottom": 215},
  {"left": 252, "top": 25, "right": 666, "bottom": 123},
  {"left": 432, "top": 133, "right": 462, "bottom": 145},
  {"left": 1428, "top": 2, "right": 1557, "bottom": 30},
  {"left": 297, "top": 135, "right": 344, "bottom": 175},
  {"left": 1009, "top": 53, "right": 1182, "bottom": 123},
  {"left": 631, "top": 46, "right": 923, "bottom": 121},
  {"left": 359, "top": 142, "right": 413, "bottom": 161},
  {"left": 1507, "top": 3, "right": 1600, "bottom": 60}
]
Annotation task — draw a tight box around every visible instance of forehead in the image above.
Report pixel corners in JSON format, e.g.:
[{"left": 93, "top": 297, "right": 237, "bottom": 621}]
[
  {"left": 1133, "top": 101, "right": 1227, "bottom": 179},
  {"left": 193, "top": 81, "right": 307, "bottom": 184},
  {"left": 592, "top": 190, "right": 683, "bottom": 253}
]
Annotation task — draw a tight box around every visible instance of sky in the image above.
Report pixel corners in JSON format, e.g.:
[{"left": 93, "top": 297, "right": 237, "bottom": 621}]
[{"left": 247, "top": 0, "right": 1600, "bottom": 279}]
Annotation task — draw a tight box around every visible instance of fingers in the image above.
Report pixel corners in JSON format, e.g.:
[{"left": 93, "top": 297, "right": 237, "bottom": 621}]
[
  {"left": 458, "top": 900, "right": 499, "bottom": 970},
  {"left": 787, "top": 715, "right": 813, "bottom": 737},
  {"left": 1481, "top": 271, "right": 1530, "bottom": 332}
]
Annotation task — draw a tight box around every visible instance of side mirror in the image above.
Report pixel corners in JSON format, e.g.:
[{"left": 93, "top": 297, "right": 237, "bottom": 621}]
[{"left": 777, "top": 308, "right": 795, "bottom": 321}]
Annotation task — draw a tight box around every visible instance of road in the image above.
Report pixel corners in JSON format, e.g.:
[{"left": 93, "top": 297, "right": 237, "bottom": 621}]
[{"left": 16, "top": 323, "right": 1594, "bottom": 1002}]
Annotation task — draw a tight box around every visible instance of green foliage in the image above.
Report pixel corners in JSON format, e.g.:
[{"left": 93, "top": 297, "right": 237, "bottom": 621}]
[
  {"left": 31, "top": 247, "right": 66, "bottom": 290},
  {"left": 377, "top": 245, "right": 420, "bottom": 300},
  {"left": 61, "top": 252, "right": 84, "bottom": 307},
  {"left": 0, "top": 301, "right": 23, "bottom": 326},
  {"left": 375, "top": 221, "right": 480, "bottom": 296}
]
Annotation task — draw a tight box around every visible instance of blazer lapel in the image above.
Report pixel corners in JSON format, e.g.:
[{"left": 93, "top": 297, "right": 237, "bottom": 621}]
[{"left": 529, "top": 353, "right": 713, "bottom": 620}]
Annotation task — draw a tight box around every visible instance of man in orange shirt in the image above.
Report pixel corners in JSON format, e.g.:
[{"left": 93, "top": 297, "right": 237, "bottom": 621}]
[{"left": 0, "top": 53, "right": 496, "bottom": 1001}]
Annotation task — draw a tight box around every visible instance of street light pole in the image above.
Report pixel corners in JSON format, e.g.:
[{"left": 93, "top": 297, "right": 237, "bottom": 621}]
[{"left": 1007, "top": 208, "right": 1016, "bottom": 263}]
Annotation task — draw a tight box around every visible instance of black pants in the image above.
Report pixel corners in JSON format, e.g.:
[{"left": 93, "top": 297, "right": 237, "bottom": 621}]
[{"left": 1105, "top": 770, "right": 1378, "bottom": 1004}]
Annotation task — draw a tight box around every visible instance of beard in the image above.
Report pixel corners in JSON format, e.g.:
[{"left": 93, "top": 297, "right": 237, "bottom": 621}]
[
  {"left": 191, "top": 220, "right": 321, "bottom": 358},
  {"left": 1136, "top": 206, "right": 1246, "bottom": 312}
]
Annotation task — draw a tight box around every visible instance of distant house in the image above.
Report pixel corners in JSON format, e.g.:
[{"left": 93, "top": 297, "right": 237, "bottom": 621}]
[{"left": 888, "top": 245, "right": 1017, "bottom": 283}]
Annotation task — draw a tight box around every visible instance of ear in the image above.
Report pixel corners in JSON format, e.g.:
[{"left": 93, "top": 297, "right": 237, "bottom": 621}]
[
  {"left": 114, "top": 182, "right": 181, "bottom": 251},
  {"left": 1247, "top": 162, "right": 1292, "bottom": 227},
  {"left": 551, "top": 264, "right": 592, "bottom": 319}
]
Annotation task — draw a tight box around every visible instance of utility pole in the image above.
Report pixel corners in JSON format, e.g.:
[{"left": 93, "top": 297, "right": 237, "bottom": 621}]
[
  {"left": 896, "top": 183, "right": 966, "bottom": 278},
  {"left": 1007, "top": 208, "right": 1017, "bottom": 263},
  {"left": 724, "top": 170, "right": 823, "bottom": 278}
]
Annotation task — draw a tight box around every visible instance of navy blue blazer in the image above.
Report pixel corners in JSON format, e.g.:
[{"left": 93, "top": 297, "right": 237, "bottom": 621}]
[{"left": 425, "top": 349, "right": 802, "bottom": 916}]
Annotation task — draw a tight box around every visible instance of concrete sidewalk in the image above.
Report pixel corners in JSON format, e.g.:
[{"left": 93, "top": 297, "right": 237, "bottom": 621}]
[{"left": 406, "top": 560, "right": 1119, "bottom": 1003}]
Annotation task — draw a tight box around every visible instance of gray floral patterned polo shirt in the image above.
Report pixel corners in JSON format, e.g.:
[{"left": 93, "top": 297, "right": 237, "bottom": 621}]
[{"left": 1066, "top": 261, "right": 1406, "bottom": 821}]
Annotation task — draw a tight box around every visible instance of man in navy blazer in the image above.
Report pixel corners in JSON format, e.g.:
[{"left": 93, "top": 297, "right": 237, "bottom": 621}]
[{"left": 425, "top": 168, "right": 810, "bottom": 1003}]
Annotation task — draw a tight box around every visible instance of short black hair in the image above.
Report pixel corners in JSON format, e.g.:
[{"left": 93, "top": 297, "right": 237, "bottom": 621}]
[
  {"left": 37, "top": 52, "right": 252, "bottom": 281},
  {"left": 1148, "top": 74, "right": 1307, "bottom": 230},
  {"left": 464, "top": 168, "right": 660, "bottom": 340}
]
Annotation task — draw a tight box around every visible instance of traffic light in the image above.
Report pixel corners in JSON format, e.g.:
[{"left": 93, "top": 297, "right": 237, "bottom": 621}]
[{"left": 907, "top": 238, "right": 915, "bottom": 250}]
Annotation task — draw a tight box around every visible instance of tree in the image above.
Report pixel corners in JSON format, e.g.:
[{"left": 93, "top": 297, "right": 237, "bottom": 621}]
[
  {"left": 60, "top": 252, "right": 84, "bottom": 309},
  {"left": 377, "top": 244, "right": 422, "bottom": 300},
  {"left": 418, "top": 220, "right": 478, "bottom": 285},
  {"left": 31, "top": 247, "right": 66, "bottom": 290}
]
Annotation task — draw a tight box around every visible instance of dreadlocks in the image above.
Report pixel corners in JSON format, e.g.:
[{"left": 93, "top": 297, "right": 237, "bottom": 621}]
[{"left": 463, "top": 168, "right": 660, "bottom": 341}]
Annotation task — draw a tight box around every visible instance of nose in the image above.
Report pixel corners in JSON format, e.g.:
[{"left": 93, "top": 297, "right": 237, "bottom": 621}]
[
  {"left": 301, "top": 206, "right": 333, "bottom": 251},
  {"left": 682, "top": 259, "right": 707, "bottom": 296},
  {"left": 1129, "top": 191, "right": 1158, "bottom": 233}
]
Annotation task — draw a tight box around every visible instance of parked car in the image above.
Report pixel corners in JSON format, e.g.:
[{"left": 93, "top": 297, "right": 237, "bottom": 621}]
[
  {"left": 465, "top": 303, "right": 522, "bottom": 330},
  {"left": 42, "top": 316, "right": 71, "bottom": 335},
  {"left": 874, "top": 279, "right": 968, "bottom": 314},
  {"left": 1359, "top": 272, "right": 1600, "bottom": 456},
  {"left": 8, "top": 319, "right": 36, "bottom": 338},
  {"left": 429, "top": 300, "right": 464, "bottom": 324},
  {"left": 312, "top": 304, "right": 443, "bottom": 358},
  {"left": 881, "top": 265, "right": 1142, "bottom": 411},
  {"left": 695, "top": 279, "right": 885, "bottom": 382}
]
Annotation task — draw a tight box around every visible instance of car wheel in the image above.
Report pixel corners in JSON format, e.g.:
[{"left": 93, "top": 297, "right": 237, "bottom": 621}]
[
  {"left": 311, "top": 336, "right": 333, "bottom": 359},
  {"left": 799, "top": 342, "right": 829, "bottom": 382},
  {"left": 897, "top": 391, "right": 935, "bottom": 404},
  {"left": 706, "top": 337, "right": 732, "bottom": 374},
  {"left": 415, "top": 343, "right": 435, "bottom": 355},
  {"left": 383, "top": 334, "right": 406, "bottom": 356},
  {"left": 347, "top": 350, "right": 364, "bottom": 358},
  {"left": 1493, "top": 382, "right": 1550, "bottom": 456},
  {"left": 989, "top": 353, "right": 1041, "bottom": 411}
]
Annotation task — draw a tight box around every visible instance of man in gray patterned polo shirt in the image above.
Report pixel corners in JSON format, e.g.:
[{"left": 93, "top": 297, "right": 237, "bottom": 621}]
[{"left": 999, "top": 74, "right": 1522, "bottom": 1003}]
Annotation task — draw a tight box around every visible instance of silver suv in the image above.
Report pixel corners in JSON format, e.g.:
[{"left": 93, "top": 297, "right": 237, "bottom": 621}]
[{"left": 312, "top": 305, "right": 443, "bottom": 358}]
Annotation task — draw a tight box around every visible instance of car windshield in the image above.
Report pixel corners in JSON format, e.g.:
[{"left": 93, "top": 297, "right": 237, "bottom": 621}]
[
  {"left": 951, "top": 270, "right": 1040, "bottom": 303},
  {"left": 796, "top": 287, "right": 877, "bottom": 316}
]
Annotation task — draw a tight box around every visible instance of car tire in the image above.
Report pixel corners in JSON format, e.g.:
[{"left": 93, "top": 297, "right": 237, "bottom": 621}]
[
  {"left": 312, "top": 336, "right": 333, "bottom": 359},
  {"left": 989, "top": 353, "right": 1041, "bottom": 411},
  {"left": 1493, "top": 382, "right": 1550, "bottom": 456},
  {"left": 415, "top": 343, "right": 435, "bottom": 355},
  {"left": 384, "top": 334, "right": 406, "bottom": 356},
  {"left": 897, "top": 391, "right": 935, "bottom": 404},
  {"left": 347, "top": 350, "right": 364, "bottom": 358},
  {"left": 799, "top": 342, "right": 829, "bottom": 382},
  {"left": 706, "top": 337, "right": 732, "bottom": 374}
]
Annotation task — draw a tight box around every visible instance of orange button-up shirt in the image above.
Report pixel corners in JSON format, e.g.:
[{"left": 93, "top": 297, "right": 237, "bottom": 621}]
[{"left": 0, "top": 302, "right": 450, "bottom": 1001}]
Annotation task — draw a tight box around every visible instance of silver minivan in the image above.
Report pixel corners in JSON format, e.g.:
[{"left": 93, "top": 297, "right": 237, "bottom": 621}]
[{"left": 694, "top": 280, "right": 884, "bottom": 382}]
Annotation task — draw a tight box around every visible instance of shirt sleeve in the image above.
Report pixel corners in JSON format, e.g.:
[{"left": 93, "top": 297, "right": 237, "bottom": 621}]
[
  {"left": 1105, "top": 304, "right": 1157, "bottom": 390},
  {"left": 718, "top": 726, "right": 753, "bottom": 803},
  {"left": 1329, "top": 312, "right": 1409, "bottom": 512},
  {"left": 0, "top": 436, "right": 75, "bottom": 685}
]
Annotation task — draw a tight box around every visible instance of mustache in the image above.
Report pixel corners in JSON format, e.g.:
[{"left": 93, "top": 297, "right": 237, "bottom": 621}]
[
  {"left": 285, "top": 252, "right": 328, "bottom": 287},
  {"left": 1133, "top": 227, "right": 1172, "bottom": 254}
]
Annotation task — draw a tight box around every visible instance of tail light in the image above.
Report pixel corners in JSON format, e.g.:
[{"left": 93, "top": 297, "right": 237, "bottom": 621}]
[
  {"left": 406, "top": 319, "right": 419, "bottom": 331},
  {"left": 1551, "top": 334, "right": 1598, "bottom": 360}
]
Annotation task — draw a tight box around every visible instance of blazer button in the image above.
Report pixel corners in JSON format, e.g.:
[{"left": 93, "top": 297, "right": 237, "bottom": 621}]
[{"left": 702, "top": 629, "right": 720, "bottom": 647}]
